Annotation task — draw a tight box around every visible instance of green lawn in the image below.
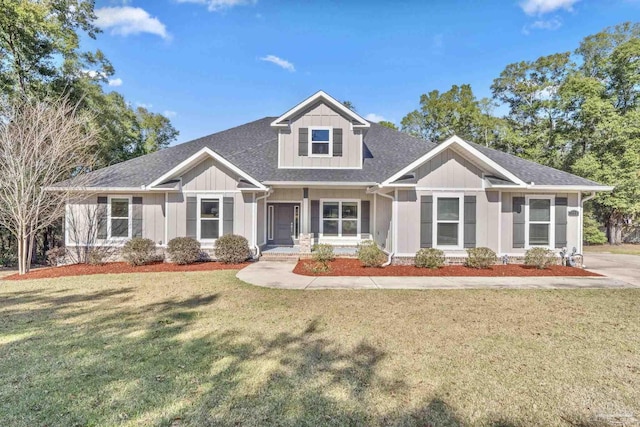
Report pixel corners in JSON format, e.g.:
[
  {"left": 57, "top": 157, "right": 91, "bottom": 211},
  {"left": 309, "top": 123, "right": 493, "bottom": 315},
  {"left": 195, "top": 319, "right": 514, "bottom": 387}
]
[{"left": 1, "top": 271, "right": 639, "bottom": 427}]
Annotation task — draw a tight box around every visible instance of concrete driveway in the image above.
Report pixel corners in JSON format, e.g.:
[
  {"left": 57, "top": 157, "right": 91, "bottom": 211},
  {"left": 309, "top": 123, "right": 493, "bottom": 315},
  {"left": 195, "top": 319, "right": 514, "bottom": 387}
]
[{"left": 584, "top": 252, "right": 640, "bottom": 286}]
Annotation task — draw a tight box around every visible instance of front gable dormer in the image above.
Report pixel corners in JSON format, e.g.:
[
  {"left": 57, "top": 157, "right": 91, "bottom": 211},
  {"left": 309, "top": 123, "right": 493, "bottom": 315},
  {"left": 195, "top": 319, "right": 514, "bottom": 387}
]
[{"left": 272, "top": 91, "right": 370, "bottom": 169}]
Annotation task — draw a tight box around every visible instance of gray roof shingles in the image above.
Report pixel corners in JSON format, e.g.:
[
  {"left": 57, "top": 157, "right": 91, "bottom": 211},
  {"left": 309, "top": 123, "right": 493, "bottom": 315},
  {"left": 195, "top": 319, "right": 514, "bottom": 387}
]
[{"left": 55, "top": 116, "right": 602, "bottom": 188}]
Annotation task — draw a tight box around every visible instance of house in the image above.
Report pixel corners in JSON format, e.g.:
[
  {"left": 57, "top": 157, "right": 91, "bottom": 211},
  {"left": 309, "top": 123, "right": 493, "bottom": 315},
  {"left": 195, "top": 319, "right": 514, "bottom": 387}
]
[{"left": 53, "top": 91, "right": 613, "bottom": 262}]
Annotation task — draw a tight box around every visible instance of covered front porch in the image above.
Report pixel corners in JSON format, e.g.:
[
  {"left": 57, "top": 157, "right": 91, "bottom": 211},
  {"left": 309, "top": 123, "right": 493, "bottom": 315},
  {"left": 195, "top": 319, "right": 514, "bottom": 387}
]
[{"left": 259, "top": 185, "right": 392, "bottom": 254}]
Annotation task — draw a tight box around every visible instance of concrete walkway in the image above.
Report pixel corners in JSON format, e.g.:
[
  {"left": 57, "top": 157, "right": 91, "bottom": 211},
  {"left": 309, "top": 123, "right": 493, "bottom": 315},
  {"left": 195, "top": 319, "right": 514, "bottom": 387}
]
[{"left": 236, "top": 261, "right": 636, "bottom": 290}]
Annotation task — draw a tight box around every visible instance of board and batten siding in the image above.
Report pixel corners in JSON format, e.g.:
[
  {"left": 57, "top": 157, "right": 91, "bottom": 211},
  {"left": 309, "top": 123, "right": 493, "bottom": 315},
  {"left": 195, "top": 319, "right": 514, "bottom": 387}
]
[
  {"left": 415, "top": 148, "right": 484, "bottom": 188},
  {"left": 66, "top": 193, "right": 165, "bottom": 245},
  {"left": 395, "top": 189, "right": 500, "bottom": 255},
  {"left": 181, "top": 158, "right": 241, "bottom": 192},
  {"left": 500, "top": 192, "right": 580, "bottom": 254},
  {"left": 374, "top": 192, "right": 393, "bottom": 250},
  {"left": 279, "top": 102, "right": 362, "bottom": 169}
]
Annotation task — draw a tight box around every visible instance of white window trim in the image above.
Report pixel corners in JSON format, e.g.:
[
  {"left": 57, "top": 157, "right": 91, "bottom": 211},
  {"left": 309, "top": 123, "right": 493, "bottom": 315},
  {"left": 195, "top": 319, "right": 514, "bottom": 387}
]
[
  {"left": 319, "top": 199, "right": 360, "bottom": 239},
  {"left": 525, "top": 195, "right": 555, "bottom": 249},
  {"left": 433, "top": 193, "right": 464, "bottom": 250},
  {"left": 196, "top": 194, "right": 223, "bottom": 244},
  {"left": 107, "top": 195, "right": 132, "bottom": 240},
  {"left": 308, "top": 126, "right": 333, "bottom": 158}
]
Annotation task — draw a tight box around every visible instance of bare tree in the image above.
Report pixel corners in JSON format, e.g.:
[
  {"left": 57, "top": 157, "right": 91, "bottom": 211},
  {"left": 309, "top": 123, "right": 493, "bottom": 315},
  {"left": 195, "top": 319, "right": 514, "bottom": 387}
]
[
  {"left": 65, "top": 201, "right": 119, "bottom": 265},
  {"left": 0, "top": 96, "right": 97, "bottom": 274}
]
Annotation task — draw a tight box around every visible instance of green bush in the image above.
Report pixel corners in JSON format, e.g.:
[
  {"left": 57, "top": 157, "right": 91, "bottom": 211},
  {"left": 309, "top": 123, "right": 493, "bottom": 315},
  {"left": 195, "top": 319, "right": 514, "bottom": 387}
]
[
  {"left": 415, "top": 248, "right": 445, "bottom": 269},
  {"left": 583, "top": 213, "right": 607, "bottom": 245},
  {"left": 524, "top": 247, "right": 557, "bottom": 269},
  {"left": 122, "top": 238, "right": 157, "bottom": 266},
  {"left": 167, "top": 237, "right": 201, "bottom": 265},
  {"left": 312, "top": 244, "right": 335, "bottom": 265},
  {"left": 215, "top": 234, "right": 251, "bottom": 263},
  {"left": 357, "top": 240, "right": 387, "bottom": 268},
  {"left": 465, "top": 247, "right": 497, "bottom": 269}
]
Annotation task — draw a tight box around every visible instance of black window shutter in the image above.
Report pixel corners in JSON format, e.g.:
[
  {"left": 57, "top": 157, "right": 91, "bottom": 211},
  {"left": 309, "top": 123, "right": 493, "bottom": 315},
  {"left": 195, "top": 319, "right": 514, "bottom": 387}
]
[
  {"left": 420, "top": 196, "right": 433, "bottom": 248},
  {"left": 333, "top": 128, "right": 343, "bottom": 157},
  {"left": 311, "top": 200, "right": 320, "bottom": 235},
  {"left": 361, "top": 200, "right": 370, "bottom": 234},
  {"left": 555, "top": 197, "right": 568, "bottom": 248},
  {"left": 97, "top": 196, "right": 108, "bottom": 239},
  {"left": 223, "top": 197, "right": 234, "bottom": 235},
  {"left": 298, "top": 128, "right": 308, "bottom": 156},
  {"left": 513, "top": 197, "right": 525, "bottom": 248},
  {"left": 186, "top": 197, "right": 197, "bottom": 238},
  {"left": 132, "top": 197, "right": 143, "bottom": 238},
  {"left": 464, "top": 196, "right": 476, "bottom": 248}
]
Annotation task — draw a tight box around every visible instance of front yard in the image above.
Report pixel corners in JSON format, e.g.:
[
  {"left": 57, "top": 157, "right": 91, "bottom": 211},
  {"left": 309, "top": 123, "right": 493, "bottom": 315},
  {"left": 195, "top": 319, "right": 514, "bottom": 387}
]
[{"left": 1, "top": 271, "right": 639, "bottom": 426}]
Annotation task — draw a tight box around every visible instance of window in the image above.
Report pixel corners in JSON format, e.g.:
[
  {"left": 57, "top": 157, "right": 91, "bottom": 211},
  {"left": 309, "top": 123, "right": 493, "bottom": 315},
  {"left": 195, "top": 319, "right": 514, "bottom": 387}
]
[
  {"left": 321, "top": 200, "right": 359, "bottom": 237},
  {"left": 108, "top": 197, "right": 131, "bottom": 239},
  {"left": 527, "top": 197, "right": 552, "bottom": 247},
  {"left": 199, "top": 197, "right": 221, "bottom": 240},
  {"left": 433, "top": 195, "right": 463, "bottom": 248},
  {"left": 310, "top": 127, "right": 332, "bottom": 156}
]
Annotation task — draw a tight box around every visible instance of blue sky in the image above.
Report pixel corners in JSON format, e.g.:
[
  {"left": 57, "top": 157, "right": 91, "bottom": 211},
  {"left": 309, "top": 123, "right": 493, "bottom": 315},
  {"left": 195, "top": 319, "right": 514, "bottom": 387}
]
[{"left": 88, "top": 0, "right": 640, "bottom": 144}]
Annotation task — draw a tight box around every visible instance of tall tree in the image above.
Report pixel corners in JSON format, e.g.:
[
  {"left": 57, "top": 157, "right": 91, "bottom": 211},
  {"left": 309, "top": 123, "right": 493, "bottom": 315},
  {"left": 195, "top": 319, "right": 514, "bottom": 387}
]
[
  {"left": 0, "top": 96, "right": 98, "bottom": 274},
  {"left": 401, "top": 84, "right": 501, "bottom": 144},
  {"left": 378, "top": 120, "right": 398, "bottom": 130}
]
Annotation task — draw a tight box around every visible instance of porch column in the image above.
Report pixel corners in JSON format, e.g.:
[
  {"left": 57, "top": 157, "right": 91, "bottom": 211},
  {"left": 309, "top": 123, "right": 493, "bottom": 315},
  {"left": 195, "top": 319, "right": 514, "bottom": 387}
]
[{"left": 302, "top": 187, "right": 310, "bottom": 234}]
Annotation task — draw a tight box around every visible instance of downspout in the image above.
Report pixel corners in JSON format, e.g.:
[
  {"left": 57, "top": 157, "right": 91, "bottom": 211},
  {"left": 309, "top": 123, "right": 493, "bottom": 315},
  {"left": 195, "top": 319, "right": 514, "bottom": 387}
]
[
  {"left": 580, "top": 191, "right": 596, "bottom": 258},
  {"left": 253, "top": 188, "right": 272, "bottom": 259},
  {"left": 375, "top": 190, "right": 396, "bottom": 266}
]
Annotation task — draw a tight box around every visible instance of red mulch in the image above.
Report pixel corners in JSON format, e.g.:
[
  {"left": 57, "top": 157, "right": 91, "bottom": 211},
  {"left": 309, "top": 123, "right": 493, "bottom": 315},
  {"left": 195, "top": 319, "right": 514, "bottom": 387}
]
[
  {"left": 294, "top": 258, "right": 601, "bottom": 277},
  {"left": 3, "top": 261, "right": 249, "bottom": 281}
]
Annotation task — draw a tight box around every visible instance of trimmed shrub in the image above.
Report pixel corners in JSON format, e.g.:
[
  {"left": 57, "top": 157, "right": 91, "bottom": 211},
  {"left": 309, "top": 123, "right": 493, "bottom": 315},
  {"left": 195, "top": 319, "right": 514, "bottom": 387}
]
[
  {"left": 215, "top": 234, "right": 251, "bottom": 264},
  {"left": 87, "top": 249, "right": 106, "bottom": 266},
  {"left": 415, "top": 248, "right": 445, "bottom": 269},
  {"left": 304, "top": 261, "right": 330, "bottom": 274},
  {"left": 46, "top": 247, "right": 66, "bottom": 266},
  {"left": 122, "top": 237, "right": 157, "bottom": 266},
  {"left": 357, "top": 240, "right": 387, "bottom": 268},
  {"left": 465, "top": 247, "right": 497, "bottom": 269},
  {"left": 312, "top": 244, "right": 335, "bottom": 265},
  {"left": 524, "top": 247, "right": 557, "bottom": 269},
  {"left": 167, "top": 237, "right": 201, "bottom": 265},
  {"left": 583, "top": 213, "right": 607, "bottom": 245}
]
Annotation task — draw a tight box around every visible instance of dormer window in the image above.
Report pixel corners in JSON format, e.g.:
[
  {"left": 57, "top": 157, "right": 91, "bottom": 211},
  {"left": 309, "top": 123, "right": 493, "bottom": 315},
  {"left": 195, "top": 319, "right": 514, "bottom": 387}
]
[{"left": 310, "top": 126, "right": 332, "bottom": 156}]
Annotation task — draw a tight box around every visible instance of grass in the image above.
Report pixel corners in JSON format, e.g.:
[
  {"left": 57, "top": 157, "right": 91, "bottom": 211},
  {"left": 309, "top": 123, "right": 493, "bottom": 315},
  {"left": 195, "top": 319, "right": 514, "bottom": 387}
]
[
  {"left": 584, "top": 244, "right": 640, "bottom": 255},
  {"left": 1, "top": 271, "right": 639, "bottom": 426}
]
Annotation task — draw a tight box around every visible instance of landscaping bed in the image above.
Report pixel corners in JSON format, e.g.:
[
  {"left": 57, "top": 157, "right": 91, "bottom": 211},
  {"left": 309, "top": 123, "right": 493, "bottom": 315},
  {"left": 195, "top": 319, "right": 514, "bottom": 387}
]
[
  {"left": 3, "top": 261, "right": 249, "bottom": 281},
  {"left": 294, "top": 258, "right": 601, "bottom": 277}
]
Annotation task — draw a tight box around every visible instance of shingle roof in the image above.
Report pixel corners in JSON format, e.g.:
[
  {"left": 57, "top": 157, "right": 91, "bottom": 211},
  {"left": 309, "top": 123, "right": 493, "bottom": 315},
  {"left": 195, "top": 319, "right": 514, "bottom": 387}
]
[{"left": 53, "top": 116, "right": 603, "bottom": 188}]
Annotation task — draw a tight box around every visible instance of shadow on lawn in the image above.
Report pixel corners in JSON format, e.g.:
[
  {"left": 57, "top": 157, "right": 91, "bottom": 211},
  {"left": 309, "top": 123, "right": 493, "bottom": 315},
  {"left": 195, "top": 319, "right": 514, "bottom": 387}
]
[{"left": 0, "top": 286, "right": 585, "bottom": 427}]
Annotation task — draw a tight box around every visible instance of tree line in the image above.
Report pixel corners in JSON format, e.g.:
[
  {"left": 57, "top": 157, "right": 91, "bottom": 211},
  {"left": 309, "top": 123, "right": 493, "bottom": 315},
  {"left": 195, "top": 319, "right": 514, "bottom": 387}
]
[{"left": 399, "top": 22, "right": 640, "bottom": 245}]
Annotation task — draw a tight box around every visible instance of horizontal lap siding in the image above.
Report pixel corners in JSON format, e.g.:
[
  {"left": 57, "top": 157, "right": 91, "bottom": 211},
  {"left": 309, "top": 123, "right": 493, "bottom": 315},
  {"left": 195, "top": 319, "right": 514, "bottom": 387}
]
[{"left": 279, "top": 102, "right": 362, "bottom": 169}]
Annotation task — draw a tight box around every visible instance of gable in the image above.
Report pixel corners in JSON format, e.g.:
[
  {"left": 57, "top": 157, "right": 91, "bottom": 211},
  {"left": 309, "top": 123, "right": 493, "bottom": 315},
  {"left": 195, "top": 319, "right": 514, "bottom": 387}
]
[
  {"left": 278, "top": 100, "right": 364, "bottom": 169},
  {"left": 415, "top": 148, "right": 484, "bottom": 188},
  {"left": 181, "top": 157, "right": 242, "bottom": 191},
  {"left": 271, "top": 90, "right": 369, "bottom": 128}
]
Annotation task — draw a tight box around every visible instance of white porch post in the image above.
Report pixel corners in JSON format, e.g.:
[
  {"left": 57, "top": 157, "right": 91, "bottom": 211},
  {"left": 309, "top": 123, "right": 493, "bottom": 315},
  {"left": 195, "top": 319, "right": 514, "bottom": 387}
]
[{"left": 302, "top": 187, "right": 310, "bottom": 234}]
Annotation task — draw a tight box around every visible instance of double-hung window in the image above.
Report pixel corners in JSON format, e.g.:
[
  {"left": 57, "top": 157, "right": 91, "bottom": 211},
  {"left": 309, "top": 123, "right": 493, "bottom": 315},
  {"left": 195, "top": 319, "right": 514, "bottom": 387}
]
[
  {"left": 321, "top": 200, "right": 358, "bottom": 237},
  {"left": 526, "top": 197, "right": 553, "bottom": 247},
  {"left": 309, "top": 127, "right": 332, "bottom": 156},
  {"left": 434, "top": 195, "right": 463, "bottom": 249},
  {"left": 198, "top": 196, "right": 222, "bottom": 241},
  {"left": 108, "top": 196, "right": 131, "bottom": 239}
]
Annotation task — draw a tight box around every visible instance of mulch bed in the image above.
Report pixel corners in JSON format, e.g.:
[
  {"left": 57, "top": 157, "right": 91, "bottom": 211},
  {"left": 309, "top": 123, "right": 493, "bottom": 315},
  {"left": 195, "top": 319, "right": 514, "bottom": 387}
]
[
  {"left": 3, "top": 261, "right": 249, "bottom": 281},
  {"left": 294, "top": 258, "right": 601, "bottom": 277}
]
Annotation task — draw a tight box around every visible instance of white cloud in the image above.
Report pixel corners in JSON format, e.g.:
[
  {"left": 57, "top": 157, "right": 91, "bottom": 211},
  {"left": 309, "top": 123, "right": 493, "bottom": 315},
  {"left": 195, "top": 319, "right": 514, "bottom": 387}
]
[
  {"left": 365, "top": 113, "right": 385, "bottom": 123},
  {"left": 520, "top": 0, "right": 579, "bottom": 15},
  {"left": 108, "top": 78, "right": 123, "bottom": 87},
  {"left": 81, "top": 69, "right": 107, "bottom": 79},
  {"left": 176, "top": 0, "right": 256, "bottom": 12},
  {"left": 163, "top": 110, "right": 177, "bottom": 118},
  {"left": 259, "top": 55, "right": 295, "bottom": 72},
  {"left": 136, "top": 102, "right": 153, "bottom": 109},
  {"left": 95, "top": 7, "right": 169, "bottom": 39},
  {"left": 522, "top": 16, "right": 563, "bottom": 34}
]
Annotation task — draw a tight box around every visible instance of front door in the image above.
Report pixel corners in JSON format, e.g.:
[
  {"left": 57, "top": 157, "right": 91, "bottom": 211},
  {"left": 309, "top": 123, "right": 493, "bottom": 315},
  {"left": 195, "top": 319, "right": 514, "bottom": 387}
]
[{"left": 268, "top": 203, "right": 299, "bottom": 246}]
